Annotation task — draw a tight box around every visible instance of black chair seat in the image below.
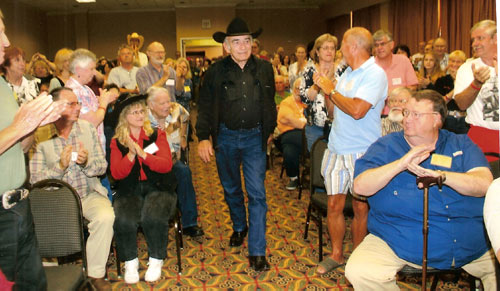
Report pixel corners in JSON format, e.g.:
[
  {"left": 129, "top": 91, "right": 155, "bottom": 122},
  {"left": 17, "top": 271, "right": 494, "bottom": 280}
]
[
  {"left": 398, "top": 264, "right": 477, "bottom": 290},
  {"left": 45, "top": 265, "right": 85, "bottom": 291}
]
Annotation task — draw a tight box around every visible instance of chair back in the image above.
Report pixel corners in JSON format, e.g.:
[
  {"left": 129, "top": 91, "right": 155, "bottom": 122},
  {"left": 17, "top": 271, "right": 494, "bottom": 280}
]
[
  {"left": 29, "top": 179, "right": 86, "bottom": 261},
  {"left": 310, "top": 138, "right": 328, "bottom": 190}
]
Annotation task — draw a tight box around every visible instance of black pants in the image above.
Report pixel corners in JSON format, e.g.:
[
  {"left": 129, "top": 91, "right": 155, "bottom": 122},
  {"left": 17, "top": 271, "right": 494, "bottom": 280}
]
[
  {"left": 113, "top": 182, "right": 176, "bottom": 261},
  {"left": 279, "top": 129, "right": 303, "bottom": 178},
  {"left": 0, "top": 198, "right": 47, "bottom": 290}
]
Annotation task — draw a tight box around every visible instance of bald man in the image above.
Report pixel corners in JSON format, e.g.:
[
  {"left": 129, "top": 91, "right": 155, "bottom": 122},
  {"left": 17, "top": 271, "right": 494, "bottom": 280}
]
[
  {"left": 314, "top": 27, "right": 388, "bottom": 274},
  {"left": 136, "top": 41, "right": 181, "bottom": 99}
]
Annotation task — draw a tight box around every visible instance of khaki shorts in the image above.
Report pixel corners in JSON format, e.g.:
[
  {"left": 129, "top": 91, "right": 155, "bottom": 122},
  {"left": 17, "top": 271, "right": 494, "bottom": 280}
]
[{"left": 320, "top": 148, "right": 366, "bottom": 200}]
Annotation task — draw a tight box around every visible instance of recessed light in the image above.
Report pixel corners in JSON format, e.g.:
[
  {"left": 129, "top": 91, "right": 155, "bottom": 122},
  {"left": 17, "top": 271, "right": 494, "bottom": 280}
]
[{"left": 76, "top": 0, "right": 96, "bottom": 3}]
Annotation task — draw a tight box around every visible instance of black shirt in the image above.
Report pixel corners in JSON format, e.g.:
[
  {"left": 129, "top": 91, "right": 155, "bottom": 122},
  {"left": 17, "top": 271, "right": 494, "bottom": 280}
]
[{"left": 220, "top": 57, "right": 261, "bottom": 130}]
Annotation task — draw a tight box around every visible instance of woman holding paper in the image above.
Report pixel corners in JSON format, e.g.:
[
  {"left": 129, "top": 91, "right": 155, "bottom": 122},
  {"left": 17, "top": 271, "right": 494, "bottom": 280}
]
[{"left": 109, "top": 94, "right": 174, "bottom": 284}]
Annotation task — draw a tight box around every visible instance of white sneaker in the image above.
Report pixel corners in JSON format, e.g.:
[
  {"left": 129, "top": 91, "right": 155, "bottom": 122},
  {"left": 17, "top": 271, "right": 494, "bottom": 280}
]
[
  {"left": 124, "top": 258, "right": 139, "bottom": 284},
  {"left": 145, "top": 257, "right": 163, "bottom": 282}
]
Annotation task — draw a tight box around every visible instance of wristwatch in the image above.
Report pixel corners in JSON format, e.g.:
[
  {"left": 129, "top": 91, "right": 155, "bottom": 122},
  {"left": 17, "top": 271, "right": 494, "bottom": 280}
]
[{"left": 329, "top": 89, "right": 337, "bottom": 100}]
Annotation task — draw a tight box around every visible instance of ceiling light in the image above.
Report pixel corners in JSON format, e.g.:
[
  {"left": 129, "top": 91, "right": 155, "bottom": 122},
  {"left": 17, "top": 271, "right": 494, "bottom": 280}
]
[{"left": 76, "top": 0, "right": 96, "bottom": 3}]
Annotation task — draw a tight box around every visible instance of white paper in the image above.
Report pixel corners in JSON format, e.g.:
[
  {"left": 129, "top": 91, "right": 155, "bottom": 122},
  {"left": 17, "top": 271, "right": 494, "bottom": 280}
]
[
  {"left": 71, "top": 152, "right": 78, "bottom": 162},
  {"left": 144, "top": 142, "right": 159, "bottom": 154}
]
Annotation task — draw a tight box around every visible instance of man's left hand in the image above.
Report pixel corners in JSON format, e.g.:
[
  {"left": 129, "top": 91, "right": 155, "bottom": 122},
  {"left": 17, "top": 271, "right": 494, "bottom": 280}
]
[{"left": 76, "top": 141, "right": 88, "bottom": 166}]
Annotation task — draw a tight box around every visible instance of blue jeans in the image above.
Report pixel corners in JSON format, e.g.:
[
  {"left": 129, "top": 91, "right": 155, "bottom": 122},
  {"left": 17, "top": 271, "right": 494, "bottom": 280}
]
[
  {"left": 215, "top": 124, "right": 267, "bottom": 256},
  {"left": 172, "top": 160, "right": 199, "bottom": 228},
  {"left": 0, "top": 198, "right": 46, "bottom": 290},
  {"left": 305, "top": 124, "right": 324, "bottom": 152}
]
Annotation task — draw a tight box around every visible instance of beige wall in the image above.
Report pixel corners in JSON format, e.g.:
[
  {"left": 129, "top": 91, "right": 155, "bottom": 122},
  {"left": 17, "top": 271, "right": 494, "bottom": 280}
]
[
  {"left": 176, "top": 7, "right": 234, "bottom": 55},
  {"left": 186, "top": 46, "right": 223, "bottom": 60},
  {"left": 47, "top": 10, "right": 177, "bottom": 60},
  {"left": 2, "top": 0, "right": 48, "bottom": 59},
  {"left": 4, "top": 3, "right": 384, "bottom": 62},
  {"left": 237, "top": 8, "right": 326, "bottom": 57}
]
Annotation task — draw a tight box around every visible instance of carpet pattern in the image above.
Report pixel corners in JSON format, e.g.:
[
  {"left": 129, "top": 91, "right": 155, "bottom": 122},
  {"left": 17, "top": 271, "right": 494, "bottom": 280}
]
[{"left": 104, "top": 141, "right": 474, "bottom": 290}]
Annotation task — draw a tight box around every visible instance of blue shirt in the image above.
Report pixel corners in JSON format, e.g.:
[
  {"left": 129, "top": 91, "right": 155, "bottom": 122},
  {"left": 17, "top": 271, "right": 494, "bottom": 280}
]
[
  {"left": 354, "top": 130, "right": 490, "bottom": 269},
  {"left": 329, "top": 57, "right": 387, "bottom": 154}
]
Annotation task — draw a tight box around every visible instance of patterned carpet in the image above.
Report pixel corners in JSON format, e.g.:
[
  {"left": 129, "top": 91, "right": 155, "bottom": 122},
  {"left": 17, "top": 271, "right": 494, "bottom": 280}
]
[{"left": 104, "top": 140, "right": 474, "bottom": 290}]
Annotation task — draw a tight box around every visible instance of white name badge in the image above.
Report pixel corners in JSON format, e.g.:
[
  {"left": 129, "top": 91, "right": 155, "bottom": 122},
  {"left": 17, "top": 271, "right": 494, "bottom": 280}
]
[
  {"left": 392, "top": 77, "right": 402, "bottom": 86},
  {"left": 144, "top": 142, "right": 159, "bottom": 154},
  {"left": 165, "top": 79, "right": 175, "bottom": 86}
]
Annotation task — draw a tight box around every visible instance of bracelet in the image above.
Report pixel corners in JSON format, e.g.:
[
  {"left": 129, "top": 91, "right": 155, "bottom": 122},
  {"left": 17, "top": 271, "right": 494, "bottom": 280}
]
[{"left": 470, "top": 82, "right": 482, "bottom": 91}]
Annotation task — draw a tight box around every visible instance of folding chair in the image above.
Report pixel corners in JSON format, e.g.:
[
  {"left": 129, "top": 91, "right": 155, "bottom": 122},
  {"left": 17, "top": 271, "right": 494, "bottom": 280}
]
[
  {"left": 303, "top": 137, "right": 328, "bottom": 261},
  {"left": 29, "top": 179, "right": 90, "bottom": 291}
]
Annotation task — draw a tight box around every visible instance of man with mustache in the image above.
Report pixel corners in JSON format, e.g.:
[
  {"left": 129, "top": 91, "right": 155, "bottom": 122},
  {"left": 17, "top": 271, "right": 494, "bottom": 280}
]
[{"left": 381, "top": 87, "right": 411, "bottom": 136}]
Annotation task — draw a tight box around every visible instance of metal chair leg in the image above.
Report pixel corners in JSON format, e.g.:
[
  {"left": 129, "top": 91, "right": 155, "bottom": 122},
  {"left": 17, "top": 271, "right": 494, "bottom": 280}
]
[
  {"left": 318, "top": 211, "right": 324, "bottom": 262},
  {"left": 304, "top": 201, "right": 313, "bottom": 240},
  {"left": 174, "top": 210, "right": 183, "bottom": 274}
]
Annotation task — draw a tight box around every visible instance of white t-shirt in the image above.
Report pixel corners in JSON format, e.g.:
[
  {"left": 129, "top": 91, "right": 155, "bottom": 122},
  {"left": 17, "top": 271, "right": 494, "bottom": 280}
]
[
  {"left": 454, "top": 58, "right": 498, "bottom": 130},
  {"left": 484, "top": 177, "right": 500, "bottom": 256}
]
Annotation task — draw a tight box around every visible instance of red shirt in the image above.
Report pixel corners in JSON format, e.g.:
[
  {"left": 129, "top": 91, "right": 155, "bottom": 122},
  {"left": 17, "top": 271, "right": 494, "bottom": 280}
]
[{"left": 110, "top": 128, "right": 172, "bottom": 180}]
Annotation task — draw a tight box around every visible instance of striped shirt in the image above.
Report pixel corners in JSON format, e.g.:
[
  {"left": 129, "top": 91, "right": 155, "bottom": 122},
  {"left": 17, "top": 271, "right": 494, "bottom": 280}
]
[{"left": 29, "top": 120, "right": 108, "bottom": 199}]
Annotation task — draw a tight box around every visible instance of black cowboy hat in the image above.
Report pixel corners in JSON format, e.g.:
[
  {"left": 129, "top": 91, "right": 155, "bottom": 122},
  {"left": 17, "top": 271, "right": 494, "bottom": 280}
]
[
  {"left": 213, "top": 17, "right": 262, "bottom": 43},
  {"left": 109, "top": 93, "right": 148, "bottom": 129}
]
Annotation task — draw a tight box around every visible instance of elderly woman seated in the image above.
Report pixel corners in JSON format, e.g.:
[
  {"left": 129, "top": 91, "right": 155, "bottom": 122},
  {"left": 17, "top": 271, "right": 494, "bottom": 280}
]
[
  {"left": 276, "top": 79, "right": 307, "bottom": 190},
  {"left": 109, "top": 94, "right": 175, "bottom": 284}
]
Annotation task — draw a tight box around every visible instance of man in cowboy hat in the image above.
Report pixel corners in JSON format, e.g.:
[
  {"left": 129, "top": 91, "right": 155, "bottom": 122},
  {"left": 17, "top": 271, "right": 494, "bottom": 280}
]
[
  {"left": 197, "top": 17, "right": 276, "bottom": 271},
  {"left": 127, "top": 32, "right": 148, "bottom": 67}
]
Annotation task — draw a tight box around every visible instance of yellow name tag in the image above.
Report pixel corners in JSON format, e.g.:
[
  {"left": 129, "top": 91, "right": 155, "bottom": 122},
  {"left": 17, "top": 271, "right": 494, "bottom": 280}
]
[
  {"left": 184, "top": 86, "right": 191, "bottom": 92},
  {"left": 430, "top": 153, "right": 452, "bottom": 168}
]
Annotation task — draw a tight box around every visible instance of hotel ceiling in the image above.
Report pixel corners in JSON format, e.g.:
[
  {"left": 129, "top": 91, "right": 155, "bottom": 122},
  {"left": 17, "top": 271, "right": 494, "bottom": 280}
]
[{"left": 17, "top": 0, "right": 332, "bottom": 13}]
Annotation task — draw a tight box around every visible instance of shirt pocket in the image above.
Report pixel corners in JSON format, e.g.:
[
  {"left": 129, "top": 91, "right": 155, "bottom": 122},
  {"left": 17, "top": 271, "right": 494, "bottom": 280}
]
[{"left": 223, "top": 82, "right": 239, "bottom": 102}]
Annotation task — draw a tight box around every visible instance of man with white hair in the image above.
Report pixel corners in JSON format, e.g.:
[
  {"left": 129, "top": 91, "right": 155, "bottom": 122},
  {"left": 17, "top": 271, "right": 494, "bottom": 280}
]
[
  {"left": 381, "top": 87, "right": 411, "bottom": 136},
  {"left": 197, "top": 17, "right": 276, "bottom": 271},
  {"left": 454, "top": 19, "right": 498, "bottom": 161},
  {"left": 147, "top": 86, "right": 204, "bottom": 238},
  {"left": 136, "top": 41, "right": 181, "bottom": 98}
]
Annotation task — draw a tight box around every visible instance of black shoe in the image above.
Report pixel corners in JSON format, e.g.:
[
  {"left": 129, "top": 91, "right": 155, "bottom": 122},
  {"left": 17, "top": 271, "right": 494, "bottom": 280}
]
[
  {"left": 249, "top": 256, "right": 270, "bottom": 271},
  {"left": 229, "top": 227, "right": 248, "bottom": 247},
  {"left": 183, "top": 225, "right": 204, "bottom": 237}
]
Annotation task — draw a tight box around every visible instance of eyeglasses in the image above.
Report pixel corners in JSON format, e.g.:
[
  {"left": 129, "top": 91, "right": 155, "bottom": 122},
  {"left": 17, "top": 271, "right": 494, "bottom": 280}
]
[
  {"left": 402, "top": 109, "right": 438, "bottom": 119},
  {"left": 128, "top": 109, "right": 145, "bottom": 116},
  {"left": 66, "top": 101, "right": 81, "bottom": 107},
  {"left": 374, "top": 41, "right": 390, "bottom": 48}
]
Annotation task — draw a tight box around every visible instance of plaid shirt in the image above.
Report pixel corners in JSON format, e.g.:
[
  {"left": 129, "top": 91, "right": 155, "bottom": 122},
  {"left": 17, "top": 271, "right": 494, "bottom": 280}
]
[
  {"left": 66, "top": 77, "right": 106, "bottom": 152},
  {"left": 30, "top": 120, "right": 108, "bottom": 199}
]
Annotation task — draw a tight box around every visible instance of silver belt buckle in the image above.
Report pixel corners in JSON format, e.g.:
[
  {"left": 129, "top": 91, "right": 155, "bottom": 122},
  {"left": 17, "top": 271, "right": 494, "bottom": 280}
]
[{"left": 2, "top": 189, "right": 29, "bottom": 210}]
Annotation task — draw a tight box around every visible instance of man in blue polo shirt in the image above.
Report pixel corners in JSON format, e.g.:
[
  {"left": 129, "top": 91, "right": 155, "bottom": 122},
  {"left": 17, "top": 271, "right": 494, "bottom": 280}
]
[
  {"left": 313, "top": 27, "right": 387, "bottom": 274},
  {"left": 346, "top": 90, "right": 497, "bottom": 290}
]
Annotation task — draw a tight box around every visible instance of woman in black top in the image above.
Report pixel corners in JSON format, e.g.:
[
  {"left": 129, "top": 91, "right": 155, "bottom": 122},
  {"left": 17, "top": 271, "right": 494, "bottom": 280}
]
[{"left": 431, "top": 50, "right": 468, "bottom": 134}]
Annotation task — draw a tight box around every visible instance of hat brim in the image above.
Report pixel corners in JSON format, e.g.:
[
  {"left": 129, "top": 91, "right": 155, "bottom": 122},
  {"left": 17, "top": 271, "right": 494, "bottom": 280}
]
[
  {"left": 213, "top": 28, "right": 263, "bottom": 43},
  {"left": 110, "top": 93, "right": 148, "bottom": 129}
]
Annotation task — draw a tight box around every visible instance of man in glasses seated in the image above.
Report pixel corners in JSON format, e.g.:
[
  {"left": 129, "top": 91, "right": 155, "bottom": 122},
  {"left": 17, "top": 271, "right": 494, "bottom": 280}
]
[{"left": 346, "top": 89, "right": 496, "bottom": 290}]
